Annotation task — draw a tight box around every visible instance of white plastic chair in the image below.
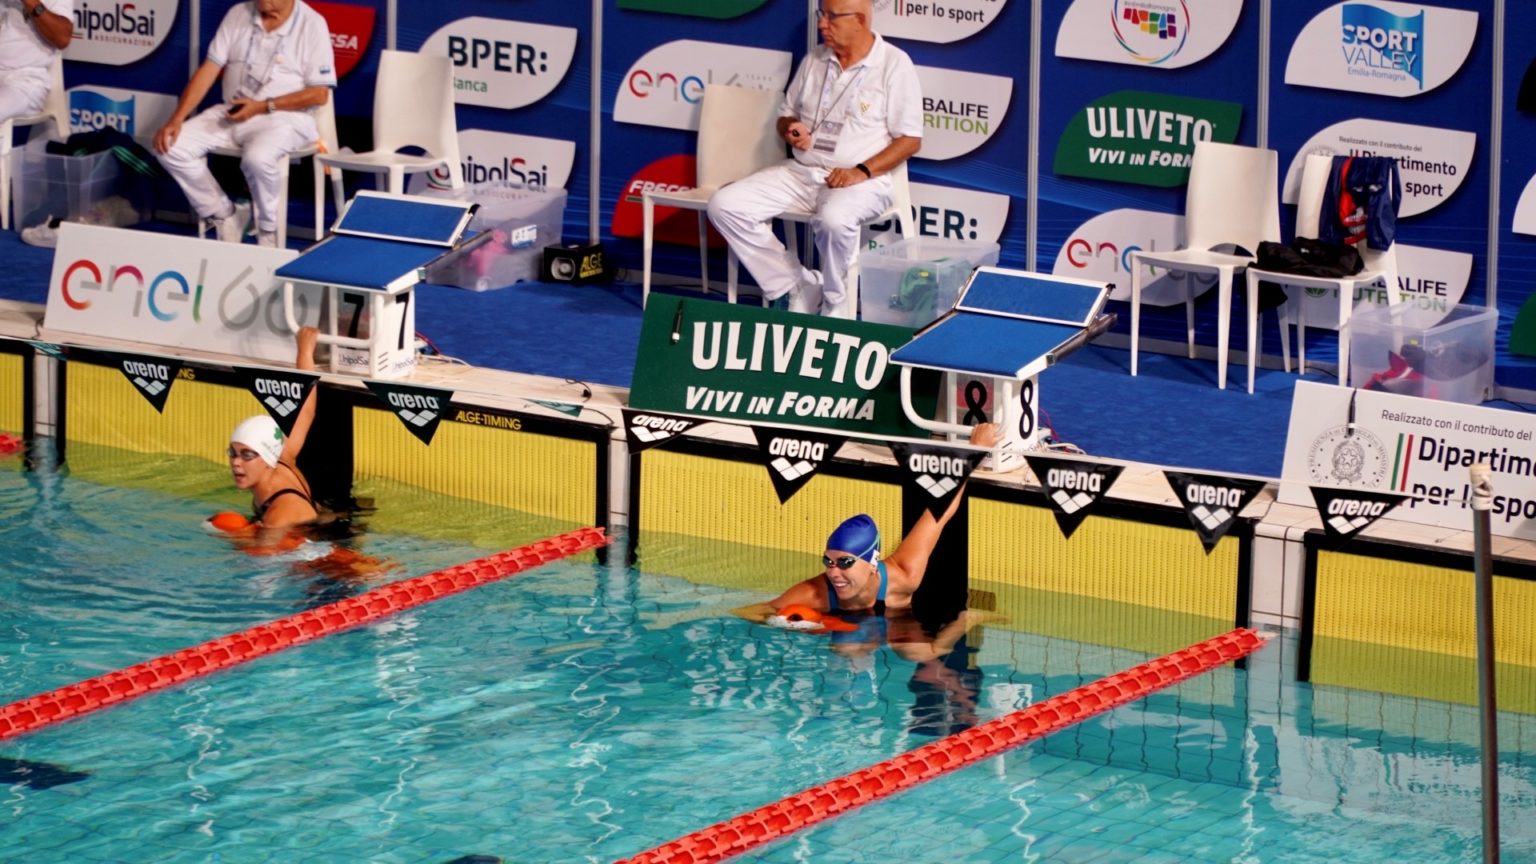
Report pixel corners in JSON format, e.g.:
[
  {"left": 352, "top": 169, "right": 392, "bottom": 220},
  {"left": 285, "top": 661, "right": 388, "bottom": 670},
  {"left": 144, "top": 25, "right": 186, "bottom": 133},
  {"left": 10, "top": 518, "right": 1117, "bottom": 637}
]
[
  {"left": 1, "top": 55, "right": 69, "bottom": 231},
  {"left": 1128, "top": 141, "right": 1281, "bottom": 390},
  {"left": 641, "top": 84, "right": 783, "bottom": 308},
  {"left": 316, "top": 50, "right": 461, "bottom": 199},
  {"left": 1242, "top": 152, "right": 1401, "bottom": 392},
  {"left": 762, "top": 160, "right": 916, "bottom": 317},
  {"left": 201, "top": 97, "right": 344, "bottom": 246}
]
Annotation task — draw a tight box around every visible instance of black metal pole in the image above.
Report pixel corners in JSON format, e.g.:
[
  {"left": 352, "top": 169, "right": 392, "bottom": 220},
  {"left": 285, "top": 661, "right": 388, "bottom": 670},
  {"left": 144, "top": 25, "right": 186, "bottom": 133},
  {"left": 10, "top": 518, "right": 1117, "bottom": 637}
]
[{"left": 1470, "top": 463, "right": 1499, "bottom": 864}]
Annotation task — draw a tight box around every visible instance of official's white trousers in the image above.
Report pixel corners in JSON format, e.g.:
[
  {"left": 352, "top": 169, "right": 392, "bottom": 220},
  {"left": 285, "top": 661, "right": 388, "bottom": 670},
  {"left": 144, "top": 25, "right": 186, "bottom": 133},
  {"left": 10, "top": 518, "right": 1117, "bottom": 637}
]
[
  {"left": 157, "top": 105, "right": 317, "bottom": 233},
  {"left": 707, "top": 161, "right": 892, "bottom": 314},
  {"left": 0, "top": 68, "right": 50, "bottom": 125}
]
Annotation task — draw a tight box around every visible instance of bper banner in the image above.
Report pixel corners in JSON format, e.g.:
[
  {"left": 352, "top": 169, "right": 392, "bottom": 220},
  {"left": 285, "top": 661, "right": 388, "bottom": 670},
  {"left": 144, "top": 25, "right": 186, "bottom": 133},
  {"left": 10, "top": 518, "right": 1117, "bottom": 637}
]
[{"left": 629, "top": 297, "right": 936, "bottom": 438}]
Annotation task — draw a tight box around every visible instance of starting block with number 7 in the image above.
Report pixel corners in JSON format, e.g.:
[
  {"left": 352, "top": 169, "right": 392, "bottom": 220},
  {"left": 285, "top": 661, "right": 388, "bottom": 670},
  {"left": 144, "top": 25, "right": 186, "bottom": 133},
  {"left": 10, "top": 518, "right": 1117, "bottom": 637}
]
[
  {"left": 278, "top": 191, "right": 487, "bottom": 379},
  {"left": 890, "top": 268, "right": 1115, "bottom": 471}
]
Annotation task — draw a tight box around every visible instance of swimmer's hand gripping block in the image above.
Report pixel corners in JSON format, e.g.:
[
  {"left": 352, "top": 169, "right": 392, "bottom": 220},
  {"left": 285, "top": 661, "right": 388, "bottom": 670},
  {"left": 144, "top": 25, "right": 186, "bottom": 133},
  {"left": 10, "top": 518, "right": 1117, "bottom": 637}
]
[
  {"left": 616, "top": 627, "right": 1270, "bottom": 864},
  {"left": 0, "top": 527, "right": 609, "bottom": 743}
]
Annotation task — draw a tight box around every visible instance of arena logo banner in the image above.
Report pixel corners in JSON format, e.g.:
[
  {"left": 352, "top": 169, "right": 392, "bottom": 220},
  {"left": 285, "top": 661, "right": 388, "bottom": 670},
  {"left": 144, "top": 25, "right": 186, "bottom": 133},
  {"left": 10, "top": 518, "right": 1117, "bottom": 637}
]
[
  {"left": 364, "top": 381, "right": 453, "bottom": 445},
  {"left": 68, "top": 87, "right": 177, "bottom": 138},
  {"left": 1286, "top": 244, "right": 1472, "bottom": 331},
  {"left": 615, "top": 40, "right": 792, "bottom": 132},
  {"left": 309, "top": 2, "right": 376, "bottom": 79},
  {"left": 1054, "top": 0, "right": 1241, "bottom": 69},
  {"left": 621, "top": 408, "right": 706, "bottom": 453},
  {"left": 913, "top": 66, "right": 1012, "bottom": 162},
  {"left": 871, "top": 0, "right": 1009, "bottom": 44},
  {"left": 407, "top": 129, "right": 577, "bottom": 194},
  {"left": 630, "top": 297, "right": 935, "bottom": 438},
  {"left": 64, "top": 0, "right": 177, "bottom": 65},
  {"left": 1281, "top": 381, "right": 1536, "bottom": 541},
  {"left": 610, "top": 154, "right": 716, "bottom": 245},
  {"left": 891, "top": 441, "right": 984, "bottom": 519},
  {"left": 1282, "top": 119, "right": 1476, "bottom": 219},
  {"left": 1053, "top": 90, "right": 1242, "bottom": 188},
  {"left": 753, "top": 426, "right": 846, "bottom": 504},
  {"left": 617, "top": 0, "right": 769, "bottom": 18},
  {"left": 421, "top": 17, "right": 578, "bottom": 110},
  {"left": 1024, "top": 455, "right": 1124, "bottom": 539},
  {"left": 44, "top": 224, "right": 319, "bottom": 365},
  {"left": 235, "top": 367, "right": 319, "bottom": 435},
  {"left": 1284, "top": 2, "right": 1478, "bottom": 98},
  {"left": 1309, "top": 486, "right": 1406, "bottom": 544},
  {"left": 1163, "top": 471, "right": 1265, "bottom": 553},
  {"left": 1051, "top": 208, "right": 1194, "bottom": 306},
  {"left": 102, "top": 351, "right": 183, "bottom": 414}
]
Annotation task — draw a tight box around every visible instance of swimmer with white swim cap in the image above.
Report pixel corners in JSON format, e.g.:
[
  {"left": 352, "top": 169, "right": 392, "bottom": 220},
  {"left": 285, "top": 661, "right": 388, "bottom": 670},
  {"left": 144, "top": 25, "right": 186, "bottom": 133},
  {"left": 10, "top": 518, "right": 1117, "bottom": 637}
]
[
  {"left": 750, "top": 422, "right": 1000, "bottom": 617},
  {"left": 228, "top": 326, "right": 320, "bottom": 529}
]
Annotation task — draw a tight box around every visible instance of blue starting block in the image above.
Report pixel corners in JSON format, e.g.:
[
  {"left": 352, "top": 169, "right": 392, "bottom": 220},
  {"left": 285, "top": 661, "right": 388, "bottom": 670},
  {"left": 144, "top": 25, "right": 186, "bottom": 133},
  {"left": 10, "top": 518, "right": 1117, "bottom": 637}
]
[
  {"left": 279, "top": 191, "right": 486, "bottom": 379},
  {"left": 890, "top": 267, "right": 1114, "bottom": 469}
]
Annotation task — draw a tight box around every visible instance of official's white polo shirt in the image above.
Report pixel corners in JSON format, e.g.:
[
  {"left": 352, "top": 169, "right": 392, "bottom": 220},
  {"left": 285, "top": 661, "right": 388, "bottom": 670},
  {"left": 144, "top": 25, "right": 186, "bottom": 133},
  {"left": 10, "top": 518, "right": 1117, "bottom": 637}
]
[
  {"left": 780, "top": 33, "right": 923, "bottom": 170},
  {"left": 207, "top": 0, "right": 337, "bottom": 104},
  {"left": 0, "top": 0, "right": 73, "bottom": 74}
]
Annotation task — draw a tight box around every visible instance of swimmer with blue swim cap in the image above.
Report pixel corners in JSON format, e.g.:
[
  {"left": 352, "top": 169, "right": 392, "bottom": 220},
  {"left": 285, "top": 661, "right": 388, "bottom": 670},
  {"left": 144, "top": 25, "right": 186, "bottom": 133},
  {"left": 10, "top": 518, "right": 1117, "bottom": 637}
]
[{"left": 756, "top": 422, "right": 1001, "bottom": 616}]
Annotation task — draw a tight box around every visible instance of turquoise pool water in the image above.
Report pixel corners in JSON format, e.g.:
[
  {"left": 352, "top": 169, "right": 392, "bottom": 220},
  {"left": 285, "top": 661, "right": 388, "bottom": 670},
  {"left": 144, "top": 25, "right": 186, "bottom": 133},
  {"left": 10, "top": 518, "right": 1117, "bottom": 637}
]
[{"left": 3, "top": 448, "right": 1536, "bottom": 863}]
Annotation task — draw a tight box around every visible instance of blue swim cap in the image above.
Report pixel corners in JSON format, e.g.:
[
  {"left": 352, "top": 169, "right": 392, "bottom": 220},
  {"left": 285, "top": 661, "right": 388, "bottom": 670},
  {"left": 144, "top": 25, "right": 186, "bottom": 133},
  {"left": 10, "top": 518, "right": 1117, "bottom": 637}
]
[{"left": 827, "top": 514, "right": 880, "bottom": 563}]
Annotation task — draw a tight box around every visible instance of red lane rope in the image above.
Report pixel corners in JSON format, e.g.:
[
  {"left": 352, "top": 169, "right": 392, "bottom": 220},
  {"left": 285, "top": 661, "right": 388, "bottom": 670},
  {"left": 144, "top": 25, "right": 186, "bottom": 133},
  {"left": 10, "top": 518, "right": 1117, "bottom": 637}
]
[
  {"left": 0, "top": 526, "right": 609, "bottom": 743},
  {"left": 617, "top": 627, "right": 1270, "bottom": 864}
]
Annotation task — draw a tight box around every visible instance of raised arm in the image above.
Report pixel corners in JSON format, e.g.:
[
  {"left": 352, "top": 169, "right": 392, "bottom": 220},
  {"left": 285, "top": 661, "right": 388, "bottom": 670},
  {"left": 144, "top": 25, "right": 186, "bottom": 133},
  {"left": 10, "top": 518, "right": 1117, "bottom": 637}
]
[
  {"left": 279, "top": 326, "right": 320, "bottom": 465},
  {"left": 884, "top": 422, "right": 999, "bottom": 581}
]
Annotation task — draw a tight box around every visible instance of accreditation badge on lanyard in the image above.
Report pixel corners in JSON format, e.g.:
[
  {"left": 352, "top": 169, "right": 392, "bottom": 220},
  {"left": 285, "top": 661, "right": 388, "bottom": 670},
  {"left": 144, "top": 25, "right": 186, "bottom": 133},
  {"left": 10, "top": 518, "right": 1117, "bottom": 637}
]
[{"left": 811, "top": 59, "right": 869, "bottom": 155}]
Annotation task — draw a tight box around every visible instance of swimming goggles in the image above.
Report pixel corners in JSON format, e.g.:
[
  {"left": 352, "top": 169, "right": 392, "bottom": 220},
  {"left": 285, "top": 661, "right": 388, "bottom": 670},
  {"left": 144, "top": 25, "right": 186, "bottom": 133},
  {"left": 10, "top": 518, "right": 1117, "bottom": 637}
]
[
  {"left": 823, "top": 554, "right": 860, "bottom": 570},
  {"left": 227, "top": 447, "right": 263, "bottom": 462}
]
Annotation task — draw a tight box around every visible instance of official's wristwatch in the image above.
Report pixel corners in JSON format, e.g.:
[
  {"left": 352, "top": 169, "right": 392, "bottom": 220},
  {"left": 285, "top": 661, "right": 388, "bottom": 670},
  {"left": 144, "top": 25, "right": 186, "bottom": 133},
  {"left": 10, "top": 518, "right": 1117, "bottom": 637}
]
[
  {"left": 266, "top": 99, "right": 277, "bottom": 114},
  {"left": 30, "top": 2, "right": 47, "bottom": 19}
]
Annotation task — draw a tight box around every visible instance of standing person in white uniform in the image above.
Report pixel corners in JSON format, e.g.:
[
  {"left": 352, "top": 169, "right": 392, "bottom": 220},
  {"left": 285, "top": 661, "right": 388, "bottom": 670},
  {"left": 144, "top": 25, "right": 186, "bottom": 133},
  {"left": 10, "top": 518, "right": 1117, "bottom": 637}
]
[
  {"left": 0, "top": 0, "right": 72, "bottom": 124},
  {"left": 153, "top": 0, "right": 335, "bottom": 247},
  {"left": 707, "top": 0, "right": 921, "bottom": 318}
]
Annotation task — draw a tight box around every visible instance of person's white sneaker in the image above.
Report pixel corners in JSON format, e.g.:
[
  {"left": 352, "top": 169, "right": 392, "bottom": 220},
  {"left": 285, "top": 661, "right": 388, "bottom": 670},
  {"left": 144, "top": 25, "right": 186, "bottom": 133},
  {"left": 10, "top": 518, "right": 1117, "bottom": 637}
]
[
  {"left": 211, "top": 201, "right": 251, "bottom": 243},
  {"left": 255, "top": 231, "right": 279, "bottom": 248},
  {"left": 20, "top": 217, "right": 60, "bottom": 248}
]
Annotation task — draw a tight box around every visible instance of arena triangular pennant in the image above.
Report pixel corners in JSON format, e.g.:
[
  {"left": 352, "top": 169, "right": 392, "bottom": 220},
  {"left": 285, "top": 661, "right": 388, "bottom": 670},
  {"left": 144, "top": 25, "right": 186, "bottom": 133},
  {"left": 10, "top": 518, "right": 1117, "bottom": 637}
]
[
  {"left": 752, "top": 426, "right": 845, "bottom": 504},
  {"left": 1025, "top": 454, "right": 1124, "bottom": 540},
  {"left": 622, "top": 408, "right": 704, "bottom": 453},
  {"left": 1164, "top": 471, "right": 1267, "bottom": 553},
  {"left": 102, "top": 351, "right": 184, "bottom": 414},
  {"left": 235, "top": 366, "right": 319, "bottom": 435},
  {"left": 890, "top": 441, "right": 985, "bottom": 518},
  {"left": 1309, "top": 486, "right": 1407, "bottom": 545},
  {"left": 364, "top": 380, "right": 454, "bottom": 445}
]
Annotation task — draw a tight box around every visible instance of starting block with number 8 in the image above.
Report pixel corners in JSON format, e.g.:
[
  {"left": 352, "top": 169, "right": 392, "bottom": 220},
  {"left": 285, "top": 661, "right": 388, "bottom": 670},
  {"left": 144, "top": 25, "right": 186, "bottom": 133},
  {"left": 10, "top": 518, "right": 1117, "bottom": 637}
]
[
  {"left": 890, "top": 268, "right": 1115, "bottom": 471},
  {"left": 278, "top": 191, "right": 486, "bottom": 379}
]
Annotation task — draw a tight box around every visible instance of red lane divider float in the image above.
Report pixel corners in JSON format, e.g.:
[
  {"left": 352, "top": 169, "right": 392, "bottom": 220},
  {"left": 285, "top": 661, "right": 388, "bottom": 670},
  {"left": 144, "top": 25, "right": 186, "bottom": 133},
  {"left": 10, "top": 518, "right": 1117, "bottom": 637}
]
[
  {"left": 617, "top": 627, "right": 1270, "bottom": 864},
  {"left": 0, "top": 433, "right": 23, "bottom": 456},
  {"left": 0, "top": 526, "right": 609, "bottom": 743}
]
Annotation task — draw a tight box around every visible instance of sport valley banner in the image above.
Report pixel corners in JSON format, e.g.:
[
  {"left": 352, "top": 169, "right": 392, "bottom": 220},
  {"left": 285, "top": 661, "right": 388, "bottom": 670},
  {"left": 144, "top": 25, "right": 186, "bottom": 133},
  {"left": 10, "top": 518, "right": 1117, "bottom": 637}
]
[{"left": 628, "top": 297, "right": 937, "bottom": 438}]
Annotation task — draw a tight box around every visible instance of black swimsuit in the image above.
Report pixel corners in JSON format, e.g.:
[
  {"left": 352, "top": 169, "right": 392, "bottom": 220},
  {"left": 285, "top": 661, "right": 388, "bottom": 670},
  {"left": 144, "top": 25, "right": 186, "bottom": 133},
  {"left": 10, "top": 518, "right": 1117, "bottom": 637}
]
[{"left": 252, "top": 460, "right": 316, "bottom": 523}]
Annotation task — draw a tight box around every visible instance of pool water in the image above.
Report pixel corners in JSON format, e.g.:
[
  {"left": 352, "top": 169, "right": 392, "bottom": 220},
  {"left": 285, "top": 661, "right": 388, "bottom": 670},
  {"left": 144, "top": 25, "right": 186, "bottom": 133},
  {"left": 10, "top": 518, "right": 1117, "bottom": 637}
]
[{"left": 3, "top": 448, "right": 1536, "bottom": 863}]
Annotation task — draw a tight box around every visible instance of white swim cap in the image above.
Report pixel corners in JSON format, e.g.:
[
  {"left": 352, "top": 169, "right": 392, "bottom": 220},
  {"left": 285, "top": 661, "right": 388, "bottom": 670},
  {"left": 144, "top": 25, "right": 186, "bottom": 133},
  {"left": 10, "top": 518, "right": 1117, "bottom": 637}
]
[{"left": 230, "top": 415, "right": 283, "bottom": 467}]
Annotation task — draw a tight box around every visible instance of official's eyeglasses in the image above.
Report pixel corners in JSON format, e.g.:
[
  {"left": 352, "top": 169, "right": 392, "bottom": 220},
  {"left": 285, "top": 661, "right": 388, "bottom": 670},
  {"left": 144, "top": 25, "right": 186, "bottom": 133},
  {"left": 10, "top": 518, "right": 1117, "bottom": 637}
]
[
  {"left": 227, "top": 447, "right": 262, "bottom": 462},
  {"left": 823, "top": 554, "right": 860, "bottom": 570},
  {"left": 815, "top": 7, "right": 859, "bottom": 21}
]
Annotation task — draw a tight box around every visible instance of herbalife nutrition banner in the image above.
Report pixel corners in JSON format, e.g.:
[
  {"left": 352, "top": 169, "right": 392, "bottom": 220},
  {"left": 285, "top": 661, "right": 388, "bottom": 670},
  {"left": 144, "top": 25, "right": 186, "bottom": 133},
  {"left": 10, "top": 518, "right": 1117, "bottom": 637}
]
[
  {"left": 628, "top": 297, "right": 937, "bottom": 438},
  {"left": 1280, "top": 381, "right": 1536, "bottom": 541}
]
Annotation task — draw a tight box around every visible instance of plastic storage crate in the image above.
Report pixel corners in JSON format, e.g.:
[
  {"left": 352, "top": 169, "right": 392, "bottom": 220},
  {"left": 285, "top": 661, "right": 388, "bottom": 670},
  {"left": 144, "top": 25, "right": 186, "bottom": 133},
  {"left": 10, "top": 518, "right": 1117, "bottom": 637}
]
[
  {"left": 424, "top": 183, "right": 567, "bottom": 290},
  {"left": 858, "top": 237, "right": 1001, "bottom": 327},
  {"left": 1349, "top": 301, "right": 1496, "bottom": 404},
  {"left": 10, "top": 138, "right": 140, "bottom": 229}
]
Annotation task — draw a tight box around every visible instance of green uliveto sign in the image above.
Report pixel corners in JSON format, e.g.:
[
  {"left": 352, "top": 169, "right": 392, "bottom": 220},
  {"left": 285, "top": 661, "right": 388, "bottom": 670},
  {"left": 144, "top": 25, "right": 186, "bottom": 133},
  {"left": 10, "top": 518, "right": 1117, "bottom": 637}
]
[{"left": 629, "top": 297, "right": 937, "bottom": 438}]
